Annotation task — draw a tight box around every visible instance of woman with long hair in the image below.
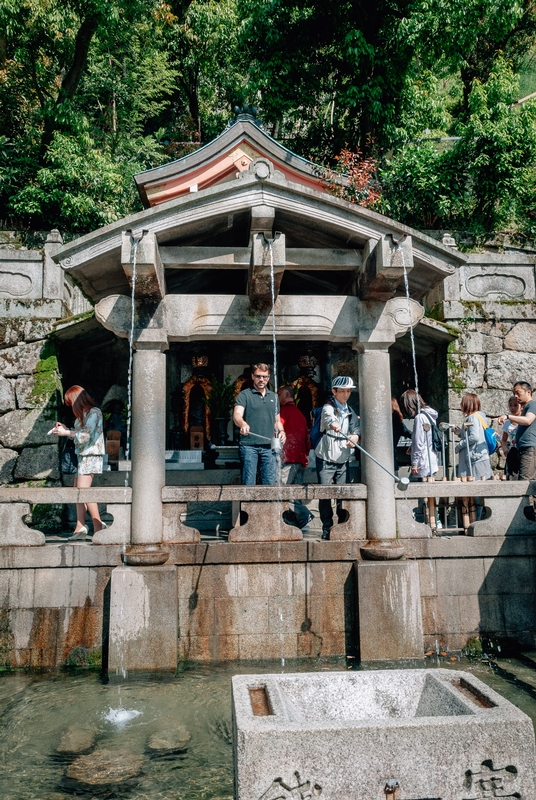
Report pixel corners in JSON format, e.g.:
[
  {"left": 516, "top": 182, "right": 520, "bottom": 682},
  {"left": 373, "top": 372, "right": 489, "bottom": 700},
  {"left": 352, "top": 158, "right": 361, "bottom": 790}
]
[
  {"left": 399, "top": 389, "right": 438, "bottom": 479},
  {"left": 51, "top": 385, "right": 106, "bottom": 539},
  {"left": 454, "top": 392, "right": 492, "bottom": 480}
]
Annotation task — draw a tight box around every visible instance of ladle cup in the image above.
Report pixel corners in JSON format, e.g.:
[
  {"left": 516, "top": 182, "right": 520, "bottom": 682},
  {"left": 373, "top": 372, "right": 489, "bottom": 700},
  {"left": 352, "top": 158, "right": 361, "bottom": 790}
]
[{"left": 244, "top": 431, "right": 282, "bottom": 453}]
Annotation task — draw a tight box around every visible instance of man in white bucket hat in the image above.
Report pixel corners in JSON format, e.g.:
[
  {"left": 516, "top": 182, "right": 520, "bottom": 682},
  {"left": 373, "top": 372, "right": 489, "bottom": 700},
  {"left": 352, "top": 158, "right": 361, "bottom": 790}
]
[{"left": 315, "top": 376, "right": 360, "bottom": 539}]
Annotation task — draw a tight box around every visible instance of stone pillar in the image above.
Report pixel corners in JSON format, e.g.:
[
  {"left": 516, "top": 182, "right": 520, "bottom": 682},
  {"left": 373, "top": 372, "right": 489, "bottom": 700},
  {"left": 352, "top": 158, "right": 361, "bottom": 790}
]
[
  {"left": 357, "top": 343, "right": 403, "bottom": 559},
  {"left": 109, "top": 565, "right": 178, "bottom": 672},
  {"left": 129, "top": 341, "right": 167, "bottom": 551},
  {"left": 43, "top": 229, "right": 64, "bottom": 300},
  {"left": 357, "top": 561, "right": 424, "bottom": 660}
]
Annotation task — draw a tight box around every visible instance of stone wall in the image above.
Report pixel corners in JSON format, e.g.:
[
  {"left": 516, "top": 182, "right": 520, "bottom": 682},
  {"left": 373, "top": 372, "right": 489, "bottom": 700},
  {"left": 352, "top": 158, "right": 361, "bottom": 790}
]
[
  {"left": 0, "top": 540, "right": 534, "bottom": 667},
  {"left": 0, "top": 327, "right": 61, "bottom": 486},
  {"left": 423, "top": 250, "right": 536, "bottom": 425},
  {"left": 0, "top": 564, "right": 112, "bottom": 668},
  {"left": 177, "top": 558, "right": 356, "bottom": 662},
  {"left": 0, "top": 231, "right": 92, "bottom": 492}
]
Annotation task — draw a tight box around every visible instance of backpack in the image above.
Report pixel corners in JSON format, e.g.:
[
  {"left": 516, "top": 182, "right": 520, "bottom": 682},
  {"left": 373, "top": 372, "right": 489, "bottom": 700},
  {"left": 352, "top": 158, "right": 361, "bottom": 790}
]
[
  {"left": 310, "top": 405, "right": 327, "bottom": 449},
  {"left": 475, "top": 413, "right": 501, "bottom": 455},
  {"left": 421, "top": 411, "right": 442, "bottom": 454},
  {"left": 310, "top": 401, "right": 359, "bottom": 450}
]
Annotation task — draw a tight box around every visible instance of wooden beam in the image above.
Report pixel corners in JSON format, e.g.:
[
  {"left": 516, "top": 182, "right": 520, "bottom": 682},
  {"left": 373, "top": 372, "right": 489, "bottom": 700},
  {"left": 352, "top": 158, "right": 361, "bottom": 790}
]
[{"left": 160, "top": 246, "right": 360, "bottom": 270}]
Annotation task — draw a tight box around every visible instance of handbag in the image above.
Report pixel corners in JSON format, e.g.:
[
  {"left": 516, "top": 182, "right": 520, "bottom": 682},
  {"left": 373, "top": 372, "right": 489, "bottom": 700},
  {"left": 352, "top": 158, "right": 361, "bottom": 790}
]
[
  {"left": 475, "top": 413, "right": 501, "bottom": 455},
  {"left": 60, "top": 438, "right": 78, "bottom": 474}
]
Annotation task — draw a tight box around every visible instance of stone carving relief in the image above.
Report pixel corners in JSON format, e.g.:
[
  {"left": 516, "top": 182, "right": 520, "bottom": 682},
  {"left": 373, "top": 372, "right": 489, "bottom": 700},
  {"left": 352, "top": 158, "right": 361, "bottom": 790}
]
[
  {"left": 466, "top": 273, "right": 526, "bottom": 300},
  {"left": 237, "top": 158, "right": 285, "bottom": 183},
  {"left": 462, "top": 759, "right": 521, "bottom": 798},
  {"left": 0, "top": 271, "right": 33, "bottom": 297},
  {"left": 460, "top": 266, "right": 534, "bottom": 302},
  {"left": 356, "top": 296, "right": 424, "bottom": 347},
  {"left": 259, "top": 772, "right": 322, "bottom": 800},
  {"left": 95, "top": 293, "right": 360, "bottom": 342}
]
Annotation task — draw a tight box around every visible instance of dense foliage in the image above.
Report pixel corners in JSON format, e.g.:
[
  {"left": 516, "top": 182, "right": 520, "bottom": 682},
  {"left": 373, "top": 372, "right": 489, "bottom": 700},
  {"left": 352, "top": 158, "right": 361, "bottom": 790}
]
[{"left": 1, "top": 0, "right": 535, "bottom": 234}]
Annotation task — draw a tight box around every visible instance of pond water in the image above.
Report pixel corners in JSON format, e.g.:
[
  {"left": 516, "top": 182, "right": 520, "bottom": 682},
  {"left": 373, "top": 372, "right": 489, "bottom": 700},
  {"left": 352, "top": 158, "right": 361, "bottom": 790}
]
[{"left": 1, "top": 654, "right": 536, "bottom": 800}]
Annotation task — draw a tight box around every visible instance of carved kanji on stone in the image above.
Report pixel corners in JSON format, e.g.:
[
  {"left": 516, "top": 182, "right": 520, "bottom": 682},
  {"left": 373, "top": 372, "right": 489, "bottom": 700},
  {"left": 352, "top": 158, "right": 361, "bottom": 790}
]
[
  {"left": 259, "top": 772, "right": 322, "bottom": 800},
  {"left": 463, "top": 759, "right": 521, "bottom": 798}
]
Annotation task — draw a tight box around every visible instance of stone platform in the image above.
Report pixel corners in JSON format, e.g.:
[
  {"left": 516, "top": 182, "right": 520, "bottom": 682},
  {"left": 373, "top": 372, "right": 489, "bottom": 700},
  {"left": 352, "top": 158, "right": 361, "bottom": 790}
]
[{"left": 232, "top": 668, "right": 536, "bottom": 800}]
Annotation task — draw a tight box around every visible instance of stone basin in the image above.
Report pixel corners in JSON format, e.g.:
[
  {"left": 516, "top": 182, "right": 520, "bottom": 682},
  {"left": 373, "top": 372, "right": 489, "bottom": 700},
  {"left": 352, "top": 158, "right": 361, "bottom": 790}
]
[{"left": 232, "top": 669, "right": 536, "bottom": 800}]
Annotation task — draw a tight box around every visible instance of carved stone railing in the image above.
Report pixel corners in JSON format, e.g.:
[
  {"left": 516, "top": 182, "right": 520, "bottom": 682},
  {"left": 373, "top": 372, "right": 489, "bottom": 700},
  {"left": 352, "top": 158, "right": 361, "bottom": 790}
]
[
  {"left": 0, "top": 481, "right": 533, "bottom": 547},
  {"left": 0, "top": 487, "right": 131, "bottom": 546},
  {"left": 394, "top": 480, "right": 536, "bottom": 538},
  {"left": 162, "top": 485, "right": 367, "bottom": 542}
]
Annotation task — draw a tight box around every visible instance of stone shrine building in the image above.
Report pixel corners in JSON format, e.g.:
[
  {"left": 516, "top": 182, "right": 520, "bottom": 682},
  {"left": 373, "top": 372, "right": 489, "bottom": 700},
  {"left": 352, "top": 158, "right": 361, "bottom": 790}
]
[{"left": 0, "top": 113, "right": 535, "bottom": 669}]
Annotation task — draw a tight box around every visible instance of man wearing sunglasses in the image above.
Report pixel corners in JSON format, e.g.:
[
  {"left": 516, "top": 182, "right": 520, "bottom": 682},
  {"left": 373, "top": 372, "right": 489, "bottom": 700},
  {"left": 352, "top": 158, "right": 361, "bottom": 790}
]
[{"left": 233, "top": 363, "right": 285, "bottom": 485}]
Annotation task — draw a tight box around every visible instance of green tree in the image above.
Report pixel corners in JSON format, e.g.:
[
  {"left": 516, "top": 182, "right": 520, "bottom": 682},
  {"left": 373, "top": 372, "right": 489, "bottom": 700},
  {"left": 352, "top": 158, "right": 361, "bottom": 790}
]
[
  {"left": 403, "top": 0, "right": 536, "bottom": 114},
  {"left": 0, "top": 0, "right": 181, "bottom": 230},
  {"left": 380, "top": 60, "right": 536, "bottom": 233},
  {"left": 162, "top": 0, "right": 246, "bottom": 143},
  {"left": 237, "top": 0, "right": 416, "bottom": 159}
]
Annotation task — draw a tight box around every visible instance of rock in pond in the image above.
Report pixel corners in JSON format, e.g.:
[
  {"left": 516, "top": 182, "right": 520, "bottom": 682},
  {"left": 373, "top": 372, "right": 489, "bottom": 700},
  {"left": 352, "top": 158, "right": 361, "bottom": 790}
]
[
  {"left": 147, "top": 725, "right": 191, "bottom": 752},
  {"left": 65, "top": 749, "right": 143, "bottom": 785},
  {"left": 57, "top": 724, "right": 97, "bottom": 755}
]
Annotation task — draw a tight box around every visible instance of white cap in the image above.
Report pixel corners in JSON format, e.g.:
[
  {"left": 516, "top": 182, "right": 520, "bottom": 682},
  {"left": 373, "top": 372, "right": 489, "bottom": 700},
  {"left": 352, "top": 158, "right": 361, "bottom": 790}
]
[{"left": 331, "top": 376, "right": 356, "bottom": 390}]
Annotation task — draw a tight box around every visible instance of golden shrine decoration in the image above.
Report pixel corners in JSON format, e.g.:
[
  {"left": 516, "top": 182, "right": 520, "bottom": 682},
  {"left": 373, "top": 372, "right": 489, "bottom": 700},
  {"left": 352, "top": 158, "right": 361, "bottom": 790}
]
[
  {"left": 291, "top": 376, "right": 320, "bottom": 408},
  {"left": 182, "top": 376, "right": 212, "bottom": 441},
  {"left": 233, "top": 375, "right": 250, "bottom": 399}
]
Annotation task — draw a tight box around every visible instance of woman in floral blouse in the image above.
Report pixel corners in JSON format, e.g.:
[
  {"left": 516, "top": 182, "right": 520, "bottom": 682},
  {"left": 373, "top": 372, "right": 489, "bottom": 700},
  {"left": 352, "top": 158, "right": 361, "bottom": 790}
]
[{"left": 52, "top": 385, "right": 106, "bottom": 540}]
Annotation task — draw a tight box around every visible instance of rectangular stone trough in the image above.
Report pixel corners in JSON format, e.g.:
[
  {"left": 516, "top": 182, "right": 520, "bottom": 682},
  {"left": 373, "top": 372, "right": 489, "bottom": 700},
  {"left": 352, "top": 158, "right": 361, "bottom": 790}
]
[{"left": 232, "top": 669, "right": 536, "bottom": 800}]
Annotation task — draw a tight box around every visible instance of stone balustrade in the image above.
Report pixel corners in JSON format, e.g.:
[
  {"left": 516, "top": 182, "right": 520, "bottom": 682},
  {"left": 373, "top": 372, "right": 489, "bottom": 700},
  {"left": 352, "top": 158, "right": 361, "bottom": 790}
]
[
  {"left": 0, "top": 481, "right": 534, "bottom": 546},
  {"left": 0, "top": 487, "right": 131, "bottom": 546}
]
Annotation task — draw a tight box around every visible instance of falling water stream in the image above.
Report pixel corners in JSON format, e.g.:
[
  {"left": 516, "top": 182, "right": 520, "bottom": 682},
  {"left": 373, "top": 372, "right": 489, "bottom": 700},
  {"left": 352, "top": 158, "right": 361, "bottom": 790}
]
[
  {"left": 114, "top": 232, "right": 142, "bottom": 699},
  {"left": 268, "top": 239, "right": 287, "bottom": 669},
  {"left": 398, "top": 239, "right": 438, "bottom": 632},
  {"left": 268, "top": 239, "right": 279, "bottom": 400},
  {"left": 125, "top": 232, "right": 141, "bottom": 473}
]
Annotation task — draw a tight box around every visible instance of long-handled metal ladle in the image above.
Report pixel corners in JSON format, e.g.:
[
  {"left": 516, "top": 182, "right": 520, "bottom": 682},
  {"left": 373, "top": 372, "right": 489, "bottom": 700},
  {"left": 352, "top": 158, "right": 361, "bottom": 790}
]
[
  {"left": 242, "top": 431, "right": 282, "bottom": 453},
  {"left": 327, "top": 429, "right": 410, "bottom": 490}
]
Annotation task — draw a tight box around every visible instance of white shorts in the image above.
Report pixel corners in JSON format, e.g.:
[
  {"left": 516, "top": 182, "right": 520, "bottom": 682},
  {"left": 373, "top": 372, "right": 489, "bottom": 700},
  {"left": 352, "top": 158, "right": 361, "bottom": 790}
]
[{"left": 77, "top": 455, "right": 103, "bottom": 476}]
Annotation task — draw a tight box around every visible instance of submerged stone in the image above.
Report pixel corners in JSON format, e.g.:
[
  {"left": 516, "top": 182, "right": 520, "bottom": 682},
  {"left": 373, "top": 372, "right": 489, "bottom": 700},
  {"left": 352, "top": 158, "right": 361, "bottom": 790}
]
[
  {"left": 57, "top": 724, "right": 97, "bottom": 755},
  {"left": 147, "top": 725, "right": 191, "bottom": 752},
  {"left": 65, "top": 749, "right": 143, "bottom": 785}
]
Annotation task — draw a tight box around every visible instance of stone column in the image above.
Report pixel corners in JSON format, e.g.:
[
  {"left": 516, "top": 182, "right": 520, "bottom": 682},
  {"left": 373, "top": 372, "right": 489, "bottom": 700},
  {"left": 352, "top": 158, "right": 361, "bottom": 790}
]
[
  {"left": 129, "top": 341, "right": 168, "bottom": 553},
  {"left": 354, "top": 300, "right": 425, "bottom": 660},
  {"left": 43, "top": 229, "right": 64, "bottom": 300},
  {"left": 357, "top": 343, "right": 402, "bottom": 559}
]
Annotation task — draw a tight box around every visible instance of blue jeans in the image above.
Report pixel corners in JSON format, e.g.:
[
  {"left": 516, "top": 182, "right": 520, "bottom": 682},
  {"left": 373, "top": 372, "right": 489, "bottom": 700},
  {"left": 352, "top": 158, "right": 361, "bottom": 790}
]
[
  {"left": 239, "top": 445, "right": 276, "bottom": 485},
  {"left": 316, "top": 457, "right": 349, "bottom": 531},
  {"left": 280, "top": 462, "right": 312, "bottom": 528}
]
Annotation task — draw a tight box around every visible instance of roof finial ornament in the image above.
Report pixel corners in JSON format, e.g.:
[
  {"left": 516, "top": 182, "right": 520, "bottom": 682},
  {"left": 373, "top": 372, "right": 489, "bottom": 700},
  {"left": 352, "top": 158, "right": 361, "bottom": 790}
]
[{"left": 228, "top": 103, "right": 264, "bottom": 129}]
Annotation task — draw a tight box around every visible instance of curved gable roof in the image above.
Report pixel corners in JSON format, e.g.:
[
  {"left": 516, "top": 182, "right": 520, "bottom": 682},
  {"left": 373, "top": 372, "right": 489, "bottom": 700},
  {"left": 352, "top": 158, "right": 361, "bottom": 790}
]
[
  {"left": 134, "top": 115, "right": 327, "bottom": 207},
  {"left": 54, "top": 163, "right": 465, "bottom": 303}
]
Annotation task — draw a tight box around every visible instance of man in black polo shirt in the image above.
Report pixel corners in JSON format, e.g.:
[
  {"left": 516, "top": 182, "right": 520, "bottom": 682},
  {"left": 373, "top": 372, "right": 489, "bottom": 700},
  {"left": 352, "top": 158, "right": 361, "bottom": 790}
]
[{"left": 233, "top": 363, "right": 285, "bottom": 485}]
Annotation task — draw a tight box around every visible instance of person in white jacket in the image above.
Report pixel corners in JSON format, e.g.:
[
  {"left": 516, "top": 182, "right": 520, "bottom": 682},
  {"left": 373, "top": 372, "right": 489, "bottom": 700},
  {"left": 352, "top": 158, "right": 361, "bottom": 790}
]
[
  {"left": 315, "top": 376, "right": 360, "bottom": 539},
  {"left": 400, "top": 389, "right": 438, "bottom": 479}
]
